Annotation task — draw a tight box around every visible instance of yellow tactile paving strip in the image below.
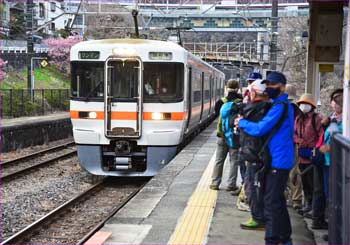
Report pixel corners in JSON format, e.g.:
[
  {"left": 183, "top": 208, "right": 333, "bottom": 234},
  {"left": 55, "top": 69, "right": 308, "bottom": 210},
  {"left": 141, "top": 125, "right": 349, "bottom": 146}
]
[{"left": 168, "top": 154, "right": 217, "bottom": 245}]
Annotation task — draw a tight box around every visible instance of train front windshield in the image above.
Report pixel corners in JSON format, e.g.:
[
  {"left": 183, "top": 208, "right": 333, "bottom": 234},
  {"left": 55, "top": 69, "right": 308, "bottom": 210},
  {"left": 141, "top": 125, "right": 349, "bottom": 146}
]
[
  {"left": 143, "top": 62, "right": 184, "bottom": 103},
  {"left": 71, "top": 61, "right": 184, "bottom": 102},
  {"left": 71, "top": 61, "right": 104, "bottom": 100}
]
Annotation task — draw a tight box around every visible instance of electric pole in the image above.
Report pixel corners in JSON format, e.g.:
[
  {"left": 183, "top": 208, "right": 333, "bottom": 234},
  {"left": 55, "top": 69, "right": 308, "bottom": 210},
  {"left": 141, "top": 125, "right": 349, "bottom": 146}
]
[
  {"left": 26, "top": 0, "right": 34, "bottom": 92},
  {"left": 132, "top": 9, "right": 139, "bottom": 38},
  {"left": 270, "top": 0, "right": 278, "bottom": 70}
]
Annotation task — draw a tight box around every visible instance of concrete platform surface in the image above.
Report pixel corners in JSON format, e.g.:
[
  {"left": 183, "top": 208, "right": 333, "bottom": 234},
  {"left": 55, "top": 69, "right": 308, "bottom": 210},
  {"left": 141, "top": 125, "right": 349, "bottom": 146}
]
[
  {"left": 97, "top": 121, "right": 316, "bottom": 245},
  {"left": 1, "top": 112, "right": 69, "bottom": 127}
]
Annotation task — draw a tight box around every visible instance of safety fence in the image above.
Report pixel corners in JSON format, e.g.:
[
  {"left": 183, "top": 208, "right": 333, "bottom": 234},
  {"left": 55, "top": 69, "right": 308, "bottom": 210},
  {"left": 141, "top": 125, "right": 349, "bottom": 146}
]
[
  {"left": 0, "top": 89, "right": 70, "bottom": 118},
  {"left": 329, "top": 133, "right": 350, "bottom": 245}
]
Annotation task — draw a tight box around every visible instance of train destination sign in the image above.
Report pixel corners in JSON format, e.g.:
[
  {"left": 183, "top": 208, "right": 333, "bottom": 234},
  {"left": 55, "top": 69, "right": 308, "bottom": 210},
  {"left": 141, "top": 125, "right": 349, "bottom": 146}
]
[
  {"left": 149, "top": 52, "right": 173, "bottom": 60},
  {"left": 79, "top": 51, "right": 100, "bottom": 59}
]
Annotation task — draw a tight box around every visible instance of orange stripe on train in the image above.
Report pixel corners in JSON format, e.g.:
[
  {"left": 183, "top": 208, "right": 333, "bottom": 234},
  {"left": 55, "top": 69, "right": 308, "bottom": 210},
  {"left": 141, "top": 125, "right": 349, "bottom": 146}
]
[{"left": 70, "top": 111, "right": 185, "bottom": 121}]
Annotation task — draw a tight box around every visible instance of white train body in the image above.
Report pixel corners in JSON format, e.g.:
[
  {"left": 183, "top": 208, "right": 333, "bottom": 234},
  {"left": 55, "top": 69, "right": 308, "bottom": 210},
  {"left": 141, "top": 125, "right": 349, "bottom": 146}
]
[{"left": 70, "top": 39, "right": 225, "bottom": 176}]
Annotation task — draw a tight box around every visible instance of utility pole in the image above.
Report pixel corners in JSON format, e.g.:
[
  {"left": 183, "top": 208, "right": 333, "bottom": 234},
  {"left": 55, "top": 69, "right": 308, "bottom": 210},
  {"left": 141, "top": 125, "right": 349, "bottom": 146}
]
[
  {"left": 270, "top": 0, "right": 278, "bottom": 70},
  {"left": 132, "top": 9, "right": 139, "bottom": 38},
  {"left": 26, "top": 0, "right": 34, "bottom": 96}
]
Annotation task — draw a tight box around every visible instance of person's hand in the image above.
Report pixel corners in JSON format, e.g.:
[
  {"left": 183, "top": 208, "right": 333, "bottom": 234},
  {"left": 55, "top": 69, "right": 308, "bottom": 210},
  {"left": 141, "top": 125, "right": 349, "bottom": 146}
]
[
  {"left": 234, "top": 115, "right": 243, "bottom": 127},
  {"left": 319, "top": 144, "right": 330, "bottom": 153},
  {"left": 321, "top": 117, "right": 330, "bottom": 126}
]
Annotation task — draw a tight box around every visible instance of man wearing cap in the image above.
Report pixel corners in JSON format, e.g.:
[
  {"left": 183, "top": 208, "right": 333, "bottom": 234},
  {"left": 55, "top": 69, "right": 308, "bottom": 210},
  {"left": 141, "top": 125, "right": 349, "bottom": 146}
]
[
  {"left": 243, "top": 72, "right": 263, "bottom": 103},
  {"left": 235, "top": 71, "right": 294, "bottom": 245},
  {"left": 210, "top": 79, "right": 242, "bottom": 194}
]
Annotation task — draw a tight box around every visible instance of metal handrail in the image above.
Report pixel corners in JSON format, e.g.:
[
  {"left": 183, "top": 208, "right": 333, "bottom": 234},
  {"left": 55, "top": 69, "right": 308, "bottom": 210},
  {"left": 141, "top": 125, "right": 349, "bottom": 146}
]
[{"left": 329, "top": 133, "right": 350, "bottom": 245}]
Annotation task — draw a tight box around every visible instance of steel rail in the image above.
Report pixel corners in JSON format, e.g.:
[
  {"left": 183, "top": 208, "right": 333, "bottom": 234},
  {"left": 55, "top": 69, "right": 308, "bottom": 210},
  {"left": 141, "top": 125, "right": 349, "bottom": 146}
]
[
  {"left": 77, "top": 180, "right": 148, "bottom": 245},
  {"left": 0, "top": 141, "right": 75, "bottom": 167},
  {"left": 1, "top": 150, "right": 77, "bottom": 182},
  {"left": 0, "top": 180, "right": 106, "bottom": 245}
]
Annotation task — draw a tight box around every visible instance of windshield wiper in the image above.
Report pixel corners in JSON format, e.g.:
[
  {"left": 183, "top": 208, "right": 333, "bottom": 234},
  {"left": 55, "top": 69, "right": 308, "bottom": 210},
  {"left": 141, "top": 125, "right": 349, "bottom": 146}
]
[{"left": 84, "top": 81, "right": 103, "bottom": 101}]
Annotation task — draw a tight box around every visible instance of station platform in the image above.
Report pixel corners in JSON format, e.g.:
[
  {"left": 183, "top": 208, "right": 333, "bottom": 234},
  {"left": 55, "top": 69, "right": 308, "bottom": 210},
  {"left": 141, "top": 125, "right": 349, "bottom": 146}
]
[
  {"left": 1, "top": 112, "right": 72, "bottom": 152},
  {"left": 1, "top": 112, "right": 69, "bottom": 127},
  {"left": 87, "top": 121, "right": 316, "bottom": 245}
]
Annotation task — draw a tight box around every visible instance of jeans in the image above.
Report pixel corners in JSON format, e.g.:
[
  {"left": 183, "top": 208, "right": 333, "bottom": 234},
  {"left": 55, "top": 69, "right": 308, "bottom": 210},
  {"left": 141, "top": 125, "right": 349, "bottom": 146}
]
[
  {"left": 247, "top": 162, "right": 265, "bottom": 223},
  {"left": 211, "top": 137, "right": 239, "bottom": 188},
  {"left": 264, "top": 168, "right": 292, "bottom": 244}
]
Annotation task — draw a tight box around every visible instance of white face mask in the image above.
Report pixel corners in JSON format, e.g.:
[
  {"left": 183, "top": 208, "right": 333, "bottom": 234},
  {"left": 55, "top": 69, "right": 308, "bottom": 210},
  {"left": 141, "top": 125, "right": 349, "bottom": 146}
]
[{"left": 299, "top": 103, "right": 312, "bottom": 113}]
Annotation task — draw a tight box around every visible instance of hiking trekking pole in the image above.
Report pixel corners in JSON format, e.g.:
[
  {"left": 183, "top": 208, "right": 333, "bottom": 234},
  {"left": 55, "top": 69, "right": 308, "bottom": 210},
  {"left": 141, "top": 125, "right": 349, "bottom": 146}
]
[{"left": 300, "top": 164, "right": 314, "bottom": 176}]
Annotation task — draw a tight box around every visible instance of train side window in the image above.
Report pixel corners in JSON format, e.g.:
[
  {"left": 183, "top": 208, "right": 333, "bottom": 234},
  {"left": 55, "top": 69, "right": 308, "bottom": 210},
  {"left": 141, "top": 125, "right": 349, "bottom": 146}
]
[
  {"left": 216, "top": 77, "right": 220, "bottom": 97},
  {"left": 193, "top": 91, "right": 201, "bottom": 102},
  {"left": 204, "top": 74, "right": 210, "bottom": 100}
]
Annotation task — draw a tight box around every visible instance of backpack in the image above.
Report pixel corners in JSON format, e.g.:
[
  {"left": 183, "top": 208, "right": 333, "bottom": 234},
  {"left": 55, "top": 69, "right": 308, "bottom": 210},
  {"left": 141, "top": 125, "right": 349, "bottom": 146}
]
[
  {"left": 219, "top": 98, "right": 242, "bottom": 149},
  {"left": 295, "top": 112, "right": 319, "bottom": 138},
  {"left": 258, "top": 101, "right": 288, "bottom": 169}
]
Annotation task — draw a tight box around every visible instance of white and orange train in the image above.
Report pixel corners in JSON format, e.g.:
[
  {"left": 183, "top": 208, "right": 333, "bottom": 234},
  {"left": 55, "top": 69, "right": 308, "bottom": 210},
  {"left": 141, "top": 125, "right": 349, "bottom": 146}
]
[{"left": 70, "top": 39, "right": 225, "bottom": 176}]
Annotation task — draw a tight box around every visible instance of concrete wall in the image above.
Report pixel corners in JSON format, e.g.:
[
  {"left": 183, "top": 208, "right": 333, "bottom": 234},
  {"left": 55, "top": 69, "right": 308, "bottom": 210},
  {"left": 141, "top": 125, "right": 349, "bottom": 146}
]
[{"left": 1, "top": 118, "right": 72, "bottom": 152}]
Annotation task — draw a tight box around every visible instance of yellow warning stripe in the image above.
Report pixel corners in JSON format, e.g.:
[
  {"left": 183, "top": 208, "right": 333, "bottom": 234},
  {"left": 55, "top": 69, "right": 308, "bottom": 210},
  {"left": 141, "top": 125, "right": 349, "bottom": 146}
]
[{"left": 168, "top": 154, "right": 217, "bottom": 245}]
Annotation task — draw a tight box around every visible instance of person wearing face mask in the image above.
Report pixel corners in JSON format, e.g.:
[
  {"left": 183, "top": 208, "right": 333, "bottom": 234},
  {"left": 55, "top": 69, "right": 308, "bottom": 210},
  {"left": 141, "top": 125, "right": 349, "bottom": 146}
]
[
  {"left": 235, "top": 71, "right": 294, "bottom": 245},
  {"left": 313, "top": 89, "right": 343, "bottom": 236},
  {"left": 293, "top": 94, "right": 323, "bottom": 218}
]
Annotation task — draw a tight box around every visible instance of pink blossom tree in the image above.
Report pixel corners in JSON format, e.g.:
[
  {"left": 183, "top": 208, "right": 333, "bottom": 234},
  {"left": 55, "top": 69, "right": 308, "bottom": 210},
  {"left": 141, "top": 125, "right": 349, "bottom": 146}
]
[
  {"left": 0, "top": 58, "right": 7, "bottom": 81},
  {"left": 43, "top": 35, "right": 82, "bottom": 74}
]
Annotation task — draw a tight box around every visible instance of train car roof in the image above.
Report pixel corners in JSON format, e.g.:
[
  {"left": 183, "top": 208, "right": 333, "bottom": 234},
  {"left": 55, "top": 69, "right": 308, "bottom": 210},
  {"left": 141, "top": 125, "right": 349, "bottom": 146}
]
[
  {"left": 71, "top": 38, "right": 224, "bottom": 76},
  {"left": 72, "top": 38, "right": 185, "bottom": 52}
]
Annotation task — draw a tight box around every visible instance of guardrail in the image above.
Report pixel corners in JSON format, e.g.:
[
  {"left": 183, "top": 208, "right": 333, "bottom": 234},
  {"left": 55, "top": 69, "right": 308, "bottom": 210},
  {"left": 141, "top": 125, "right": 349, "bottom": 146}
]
[
  {"left": 329, "top": 133, "right": 350, "bottom": 245},
  {"left": 183, "top": 42, "right": 259, "bottom": 62},
  {"left": 0, "top": 89, "right": 70, "bottom": 118}
]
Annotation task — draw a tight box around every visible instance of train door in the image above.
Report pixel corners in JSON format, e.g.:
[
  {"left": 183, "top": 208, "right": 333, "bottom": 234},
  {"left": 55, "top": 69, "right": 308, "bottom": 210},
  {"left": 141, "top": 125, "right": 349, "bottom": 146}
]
[
  {"left": 199, "top": 72, "right": 204, "bottom": 123},
  {"left": 208, "top": 75, "right": 212, "bottom": 115},
  {"left": 104, "top": 58, "right": 143, "bottom": 138},
  {"left": 185, "top": 67, "right": 192, "bottom": 133}
]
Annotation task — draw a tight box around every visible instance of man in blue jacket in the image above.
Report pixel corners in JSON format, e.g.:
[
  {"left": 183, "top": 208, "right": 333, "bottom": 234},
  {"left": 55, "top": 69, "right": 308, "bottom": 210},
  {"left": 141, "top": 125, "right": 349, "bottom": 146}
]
[{"left": 236, "top": 71, "right": 294, "bottom": 245}]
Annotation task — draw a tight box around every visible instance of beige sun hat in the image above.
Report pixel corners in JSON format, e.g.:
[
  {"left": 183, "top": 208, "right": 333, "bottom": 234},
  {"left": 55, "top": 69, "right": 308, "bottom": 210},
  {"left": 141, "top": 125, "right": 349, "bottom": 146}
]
[{"left": 296, "top": 93, "right": 317, "bottom": 108}]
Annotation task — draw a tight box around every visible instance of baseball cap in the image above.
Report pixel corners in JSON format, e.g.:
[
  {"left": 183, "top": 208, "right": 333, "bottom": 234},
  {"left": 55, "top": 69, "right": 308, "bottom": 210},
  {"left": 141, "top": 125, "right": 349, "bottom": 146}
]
[
  {"left": 262, "top": 71, "right": 287, "bottom": 85},
  {"left": 249, "top": 79, "right": 266, "bottom": 94},
  {"left": 247, "top": 72, "right": 262, "bottom": 81}
]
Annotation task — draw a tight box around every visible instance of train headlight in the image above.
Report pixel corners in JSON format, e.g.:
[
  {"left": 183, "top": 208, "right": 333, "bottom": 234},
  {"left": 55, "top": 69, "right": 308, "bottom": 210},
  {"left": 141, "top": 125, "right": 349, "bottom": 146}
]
[
  {"left": 88, "top": 112, "right": 97, "bottom": 119},
  {"left": 150, "top": 112, "right": 171, "bottom": 120},
  {"left": 112, "top": 47, "right": 136, "bottom": 56},
  {"left": 151, "top": 112, "right": 163, "bottom": 120}
]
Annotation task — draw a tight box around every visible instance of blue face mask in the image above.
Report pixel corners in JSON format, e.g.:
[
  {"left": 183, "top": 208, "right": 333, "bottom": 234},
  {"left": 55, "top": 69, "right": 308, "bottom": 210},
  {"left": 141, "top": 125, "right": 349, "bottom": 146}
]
[{"left": 265, "top": 87, "right": 281, "bottom": 99}]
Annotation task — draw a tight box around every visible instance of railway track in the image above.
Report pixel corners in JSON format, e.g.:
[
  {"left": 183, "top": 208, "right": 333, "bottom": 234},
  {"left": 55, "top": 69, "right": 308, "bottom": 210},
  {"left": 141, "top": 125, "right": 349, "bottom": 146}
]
[
  {"left": 1, "top": 141, "right": 77, "bottom": 181},
  {"left": 1, "top": 178, "right": 148, "bottom": 245}
]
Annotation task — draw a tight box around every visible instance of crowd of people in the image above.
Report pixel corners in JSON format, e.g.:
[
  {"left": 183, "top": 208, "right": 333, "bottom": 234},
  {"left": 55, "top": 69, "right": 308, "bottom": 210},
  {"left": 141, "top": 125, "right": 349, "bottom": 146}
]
[{"left": 210, "top": 71, "right": 344, "bottom": 244}]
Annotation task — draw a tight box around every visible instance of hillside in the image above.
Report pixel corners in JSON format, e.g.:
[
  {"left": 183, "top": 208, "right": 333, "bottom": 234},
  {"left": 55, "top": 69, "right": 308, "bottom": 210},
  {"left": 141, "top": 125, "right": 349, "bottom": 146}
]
[{"left": 1, "top": 66, "right": 70, "bottom": 89}]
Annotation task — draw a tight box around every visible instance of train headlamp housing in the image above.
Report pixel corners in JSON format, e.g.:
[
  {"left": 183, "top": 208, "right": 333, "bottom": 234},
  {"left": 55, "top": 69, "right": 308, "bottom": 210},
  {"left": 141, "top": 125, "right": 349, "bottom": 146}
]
[
  {"left": 112, "top": 47, "right": 136, "bottom": 56},
  {"left": 78, "top": 111, "right": 98, "bottom": 119},
  {"left": 151, "top": 112, "right": 171, "bottom": 120},
  {"left": 88, "top": 112, "right": 97, "bottom": 119}
]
